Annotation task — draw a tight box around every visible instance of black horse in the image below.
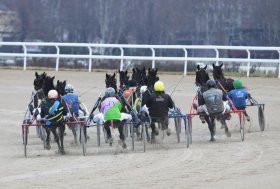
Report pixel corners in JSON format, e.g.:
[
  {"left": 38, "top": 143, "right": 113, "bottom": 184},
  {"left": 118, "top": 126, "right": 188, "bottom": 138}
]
[
  {"left": 55, "top": 80, "right": 67, "bottom": 96},
  {"left": 42, "top": 75, "right": 55, "bottom": 97},
  {"left": 132, "top": 67, "right": 148, "bottom": 87},
  {"left": 105, "top": 73, "right": 118, "bottom": 93},
  {"left": 195, "top": 65, "right": 230, "bottom": 141},
  {"left": 212, "top": 63, "right": 234, "bottom": 92},
  {"left": 119, "top": 70, "right": 129, "bottom": 91},
  {"left": 147, "top": 68, "right": 159, "bottom": 90},
  {"left": 33, "top": 72, "right": 47, "bottom": 109}
]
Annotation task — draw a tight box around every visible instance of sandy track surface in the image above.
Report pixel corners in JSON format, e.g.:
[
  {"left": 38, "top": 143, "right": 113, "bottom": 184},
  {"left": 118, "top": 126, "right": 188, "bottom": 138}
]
[{"left": 0, "top": 69, "right": 280, "bottom": 189}]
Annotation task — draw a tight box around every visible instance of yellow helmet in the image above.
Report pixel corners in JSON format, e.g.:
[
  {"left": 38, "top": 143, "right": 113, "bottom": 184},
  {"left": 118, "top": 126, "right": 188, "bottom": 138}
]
[{"left": 154, "top": 81, "right": 164, "bottom": 92}]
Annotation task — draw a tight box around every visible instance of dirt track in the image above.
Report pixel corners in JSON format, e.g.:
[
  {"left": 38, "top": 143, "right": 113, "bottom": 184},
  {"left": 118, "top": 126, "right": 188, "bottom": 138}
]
[{"left": 0, "top": 69, "right": 280, "bottom": 189}]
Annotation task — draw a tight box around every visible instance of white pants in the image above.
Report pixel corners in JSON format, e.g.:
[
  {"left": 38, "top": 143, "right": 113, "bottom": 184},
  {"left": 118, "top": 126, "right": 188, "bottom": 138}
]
[
  {"left": 198, "top": 101, "right": 230, "bottom": 115},
  {"left": 93, "top": 113, "right": 132, "bottom": 124}
]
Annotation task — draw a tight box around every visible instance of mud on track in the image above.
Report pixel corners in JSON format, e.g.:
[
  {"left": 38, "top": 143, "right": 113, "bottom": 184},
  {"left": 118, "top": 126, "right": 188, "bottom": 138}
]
[{"left": 0, "top": 70, "right": 280, "bottom": 189}]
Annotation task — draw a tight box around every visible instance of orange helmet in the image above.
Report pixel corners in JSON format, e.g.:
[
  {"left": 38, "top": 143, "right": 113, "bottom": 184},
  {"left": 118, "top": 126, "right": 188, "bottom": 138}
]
[{"left": 124, "top": 90, "right": 131, "bottom": 98}]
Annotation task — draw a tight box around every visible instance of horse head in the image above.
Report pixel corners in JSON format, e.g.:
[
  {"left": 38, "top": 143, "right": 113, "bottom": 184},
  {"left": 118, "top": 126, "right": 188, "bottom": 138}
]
[
  {"left": 42, "top": 76, "right": 55, "bottom": 97},
  {"left": 212, "top": 63, "right": 224, "bottom": 80},
  {"left": 132, "top": 67, "right": 147, "bottom": 87},
  {"left": 105, "top": 73, "right": 117, "bottom": 92},
  {"left": 33, "top": 71, "right": 46, "bottom": 91},
  {"left": 119, "top": 70, "right": 129, "bottom": 90},
  {"left": 212, "top": 63, "right": 235, "bottom": 92},
  {"left": 56, "top": 80, "right": 67, "bottom": 96},
  {"left": 147, "top": 67, "right": 159, "bottom": 90},
  {"left": 195, "top": 65, "right": 210, "bottom": 88}
]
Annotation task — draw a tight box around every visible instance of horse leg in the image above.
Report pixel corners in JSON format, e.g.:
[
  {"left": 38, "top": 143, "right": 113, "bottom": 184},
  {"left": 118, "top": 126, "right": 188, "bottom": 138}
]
[
  {"left": 59, "top": 124, "right": 66, "bottom": 154},
  {"left": 68, "top": 124, "right": 78, "bottom": 145},
  {"left": 206, "top": 115, "right": 216, "bottom": 141},
  {"left": 219, "top": 116, "right": 231, "bottom": 137},
  {"left": 50, "top": 126, "right": 62, "bottom": 154},
  {"left": 118, "top": 121, "right": 127, "bottom": 149},
  {"left": 44, "top": 126, "right": 51, "bottom": 150}
]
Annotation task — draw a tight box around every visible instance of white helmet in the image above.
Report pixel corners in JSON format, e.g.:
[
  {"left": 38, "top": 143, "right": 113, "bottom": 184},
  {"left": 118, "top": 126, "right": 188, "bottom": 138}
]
[
  {"left": 140, "top": 86, "right": 148, "bottom": 93},
  {"left": 65, "top": 84, "right": 74, "bottom": 93},
  {"left": 48, "top": 90, "right": 58, "bottom": 99}
]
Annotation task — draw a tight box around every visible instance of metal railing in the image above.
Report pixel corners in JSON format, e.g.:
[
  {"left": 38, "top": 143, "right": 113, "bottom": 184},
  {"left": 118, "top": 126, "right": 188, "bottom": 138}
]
[{"left": 0, "top": 42, "right": 280, "bottom": 78}]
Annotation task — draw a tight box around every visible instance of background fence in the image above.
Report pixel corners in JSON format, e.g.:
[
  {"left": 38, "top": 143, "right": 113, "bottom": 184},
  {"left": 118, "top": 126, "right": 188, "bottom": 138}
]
[{"left": 0, "top": 42, "right": 279, "bottom": 78}]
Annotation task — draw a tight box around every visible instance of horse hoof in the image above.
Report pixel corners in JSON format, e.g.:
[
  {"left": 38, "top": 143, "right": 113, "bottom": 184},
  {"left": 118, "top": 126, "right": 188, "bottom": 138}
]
[
  {"left": 210, "top": 137, "right": 216, "bottom": 142},
  {"left": 226, "top": 131, "right": 231, "bottom": 137},
  {"left": 166, "top": 128, "right": 171, "bottom": 136},
  {"left": 46, "top": 143, "right": 51, "bottom": 150}
]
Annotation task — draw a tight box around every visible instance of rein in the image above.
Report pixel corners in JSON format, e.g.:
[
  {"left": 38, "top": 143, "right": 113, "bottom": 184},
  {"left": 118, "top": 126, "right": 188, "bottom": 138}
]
[{"left": 170, "top": 75, "right": 184, "bottom": 97}]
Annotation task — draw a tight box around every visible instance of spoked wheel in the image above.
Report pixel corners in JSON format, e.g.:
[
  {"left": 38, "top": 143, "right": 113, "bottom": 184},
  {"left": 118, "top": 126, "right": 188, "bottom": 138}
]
[
  {"left": 239, "top": 113, "right": 245, "bottom": 141},
  {"left": 187, "top": 117, "right": 193, "bottom": 144},
  {"left": 23, "top": 126, "right": 28, "bottom": 157},
  {"left": 174, "top": 117, "right": 181, "bottom": 143},
  {"left": 80, "top": 125, "right": 87, "bottom": 156},
  {"left": 142, "top": 123, "right": 146, "bottom": 152},
  {"left": 258, "top": 106, "right": 265, "bottom": 131},
  {"left": 183, "top": 117, "right": 190, "bottom": 148},
  {"left": 131, "top": 124, "right": 135, "bottom": 151},
  {"left": 97, "top": 123, "right": 101, "bottom": 146},
  {"left": 124, "top": 123, "right": 129, "bottom": 138}
]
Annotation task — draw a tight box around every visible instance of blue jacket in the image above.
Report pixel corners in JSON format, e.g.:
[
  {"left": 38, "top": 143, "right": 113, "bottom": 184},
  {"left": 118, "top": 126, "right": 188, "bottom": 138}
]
[
  {"left": 62, "top": 93, "right": 79, "bottom": 114},
  {"left": 227, "top": 88, "right": 248, "bottom": 108}
]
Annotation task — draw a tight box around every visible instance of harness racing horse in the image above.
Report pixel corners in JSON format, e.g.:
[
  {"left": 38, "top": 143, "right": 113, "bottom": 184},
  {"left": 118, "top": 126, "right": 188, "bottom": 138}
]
[
  {"left": 33, "top": 72, "right": 47, "bottom": 109},
  {"left": 195, "top": 65, "right": 230, "bottom": 141},
  {"left": 105, "top": 73, "right": 118, "bottom": 93},
  {"left": 55, "top": 80, "right": 67, "bottom": 96},
  {"left": 147, "top": 68, "right": 159, "bottom": 91},
  {"left": 41, "top": 76, "right": 67, "bottom": 153},
  {"left": 42, "top": 75, "right": 56, "bottom": 97},
  {"left": 212, "top": 63, "right": 235, "bottom": 92},
  {"left": 118, "top": 70, "right": 130, "bottom": 91},
  {"left": 132, "top": 67, "right": 148, "bottom": 87}
]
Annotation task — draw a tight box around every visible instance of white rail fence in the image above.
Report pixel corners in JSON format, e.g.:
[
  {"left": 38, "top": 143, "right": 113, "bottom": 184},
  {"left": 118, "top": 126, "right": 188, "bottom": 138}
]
[{"left": 0, "top": 42, "right": 280, "bottom": 78}]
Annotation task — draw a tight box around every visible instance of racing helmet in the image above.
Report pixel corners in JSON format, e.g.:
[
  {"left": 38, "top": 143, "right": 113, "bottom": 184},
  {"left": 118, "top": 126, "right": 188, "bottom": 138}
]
[
  {"left": 233, "top": 79, "right": 243, "bottom": 89},
  {"left": 65, "top": 84, "right": 74, "bottom": 93},
  {"left": 48, "top": 89, "right": 58, "bottom": 99},
  {"left": 206, "top": 79, "right": 216, "bottom": 89},
  {"left": 105, "top": 87, "right": 115, "bottom": 97},
  {"left": 124, "top": 89, "right": 131, "bottom": 98},
  {"left": 154, "top": 81, "right": 164, "bottom": 92},
  {"left": 128, "top": 79, "right": 137, "bottom": 87}
]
